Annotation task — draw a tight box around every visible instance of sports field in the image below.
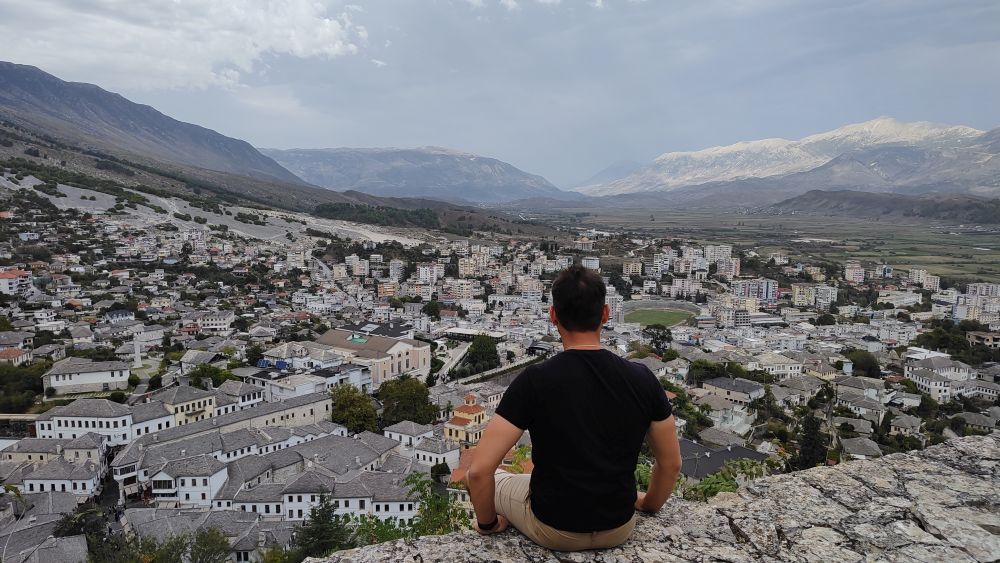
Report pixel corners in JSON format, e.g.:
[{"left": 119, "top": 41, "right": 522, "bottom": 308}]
[{"left": 624, "top": 309, "right": 693, "bottom": 326}]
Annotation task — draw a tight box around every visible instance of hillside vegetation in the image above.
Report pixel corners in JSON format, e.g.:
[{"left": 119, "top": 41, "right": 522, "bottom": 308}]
[{"left": 771, "top": 190, "right": 1000, "bottom": 223}]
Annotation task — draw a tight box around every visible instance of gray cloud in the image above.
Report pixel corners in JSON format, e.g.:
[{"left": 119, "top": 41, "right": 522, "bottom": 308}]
[{"left": 2, "top": 0, "right": 998, "bottom": 186}]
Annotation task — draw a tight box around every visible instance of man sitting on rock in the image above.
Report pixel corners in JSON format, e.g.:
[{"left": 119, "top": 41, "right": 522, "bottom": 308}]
[{"left": 466, "top": 264, "right": 682, "bottom": 551}]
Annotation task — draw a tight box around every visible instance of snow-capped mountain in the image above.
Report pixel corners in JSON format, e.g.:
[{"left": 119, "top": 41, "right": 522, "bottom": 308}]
[{"left": 577, "top": 117, "right": 983, "bottom": 196}]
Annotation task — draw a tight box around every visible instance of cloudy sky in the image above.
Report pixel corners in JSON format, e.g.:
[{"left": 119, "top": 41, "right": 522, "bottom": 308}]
[{"left": 2, "top": 0, "right": 999, "bottom": 186}]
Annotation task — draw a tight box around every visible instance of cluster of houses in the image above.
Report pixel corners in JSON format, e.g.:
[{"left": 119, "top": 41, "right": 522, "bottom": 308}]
[{"left": 1, "top": 181, "right": 999, "bottom": 561}]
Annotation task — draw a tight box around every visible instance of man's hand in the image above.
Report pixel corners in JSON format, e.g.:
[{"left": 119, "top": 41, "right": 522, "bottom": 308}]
[
  {"left": 635, "top": 491, "right": 655, "bottom": 513},
  {"left": 474, "top": 514, "right": 509, "bottom": 535}
]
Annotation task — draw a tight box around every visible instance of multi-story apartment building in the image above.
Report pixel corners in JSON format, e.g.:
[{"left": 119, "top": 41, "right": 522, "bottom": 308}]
[
  {"left": 732, "top": 278, "right": 778, "bottom": 303},
  {"left": 606, "top": 287, "right": 625, "bottom": 324},
  {"left": 622, "top": 260, "right": 643, "bottom": 277},
  {"left": 0, "top": 268, "right": 31, "bottom": 296},
  {"left": 844, "top": 260, "right": 865, "bottom": 284}
]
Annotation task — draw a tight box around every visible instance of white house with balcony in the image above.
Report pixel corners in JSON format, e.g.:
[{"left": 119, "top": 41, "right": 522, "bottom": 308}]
[{"left": 150, "top": 455, "right": 228, "bottom": 508}]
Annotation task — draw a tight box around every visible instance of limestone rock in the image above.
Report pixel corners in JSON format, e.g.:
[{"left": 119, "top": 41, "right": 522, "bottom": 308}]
[{"left": 312, "top": 434, "right": 1000, "bottom": 563}]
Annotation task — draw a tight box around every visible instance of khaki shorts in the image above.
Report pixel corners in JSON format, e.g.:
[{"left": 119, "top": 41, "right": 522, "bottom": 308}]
[{"left": 493, "top": 470, "right": 636, "bottom": 551}]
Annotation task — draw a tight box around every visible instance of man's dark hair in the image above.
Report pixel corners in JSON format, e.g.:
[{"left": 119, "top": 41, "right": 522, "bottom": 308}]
[{"left": 551, "top": 264, "right": 607, "bottom": 332}]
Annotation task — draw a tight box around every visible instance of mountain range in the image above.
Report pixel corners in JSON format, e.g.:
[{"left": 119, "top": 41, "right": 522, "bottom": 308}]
[
  {"left": 0, "top": 61, "right": 563, "bottom": 209},
  {"left": 576, "top": 117, "right": 986, "bottom": 196},
  {"left": 2, "top": 60, "right": 998, "bottom": 215},
  {"left": 261, "top": 146, "right": 572, "bottom": 203}
]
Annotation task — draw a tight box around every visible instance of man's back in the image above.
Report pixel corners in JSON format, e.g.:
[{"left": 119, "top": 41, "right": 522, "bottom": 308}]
[{"left": 496, "top": 348, "right": 672, "bottom": 532}]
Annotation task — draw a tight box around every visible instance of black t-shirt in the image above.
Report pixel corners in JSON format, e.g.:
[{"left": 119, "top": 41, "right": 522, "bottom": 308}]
[{"left": 495, "top": 349, "right": 672, "bottom": 532}]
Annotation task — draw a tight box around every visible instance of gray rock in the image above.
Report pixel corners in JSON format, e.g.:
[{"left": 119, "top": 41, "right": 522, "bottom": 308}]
[{"left": 311, "top": 434, "right": 1000, "bottom": 563}]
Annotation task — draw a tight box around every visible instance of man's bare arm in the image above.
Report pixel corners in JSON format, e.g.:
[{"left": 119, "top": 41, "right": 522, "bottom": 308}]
[
  {"left": 465, "top": 415, "right": 524, "bottom": 532},
  {"left": 636, "top": 415, "right": 682, "bottom": 513}
]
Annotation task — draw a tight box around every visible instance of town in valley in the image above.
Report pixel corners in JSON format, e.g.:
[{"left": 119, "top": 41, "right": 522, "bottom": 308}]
[{"left": 0, "top": 161, "right": 997, "bottom": 560}]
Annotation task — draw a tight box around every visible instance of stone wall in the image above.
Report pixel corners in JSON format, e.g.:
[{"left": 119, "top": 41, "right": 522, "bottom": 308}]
[{"left": 315, "top": 434, "right": 999, "bottom": 562}]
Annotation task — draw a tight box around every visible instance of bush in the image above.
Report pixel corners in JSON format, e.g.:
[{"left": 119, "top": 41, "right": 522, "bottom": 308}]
[
  {"left": 430, "top": 462, "right": 451, "bottom": 482},
  {"left": 128, "top": 374, "right": 140, "bottom": 387},
  {"left": 108, "top": 391, "right": 127, "bottom": 403},
  {"left": 45, "top": 386, "right": 56, "bottom": 398}
]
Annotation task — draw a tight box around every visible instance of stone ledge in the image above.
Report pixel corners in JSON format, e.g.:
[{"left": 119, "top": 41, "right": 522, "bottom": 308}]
[{"left": 315, "top": 434, "right": 1000, "bottom": 562}]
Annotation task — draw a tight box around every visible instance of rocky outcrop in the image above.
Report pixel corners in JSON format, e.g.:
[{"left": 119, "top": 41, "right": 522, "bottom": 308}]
[{"left": 315, "top": 434, "right": 1000, "bottom": 562}]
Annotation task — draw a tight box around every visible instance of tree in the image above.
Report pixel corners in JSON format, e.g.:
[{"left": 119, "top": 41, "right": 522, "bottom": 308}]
[
  {"left": 430, "top": 462, "right": 451, "bottom": 482},
  {"left": 405, "top": 472, "right": 469, "bottom": 537},
  {"left": 330, "top": 384, "right": 377, "bottom": 434},
  {"left": 88, "top": 533, "right": 189, "bottom": 563},
  {"left": 148, "top": 374, "right": 163, "bottom": 390},
  {"left": 914, "top": 393, "right": 939, "bottom": 419},
  {"left": 794, "top": 414, "right": 827, "bottom": 470},
  {"left": 814, "top": 313, "right": 836, "bottom": 326},
  {"left": 607, "top": 271, "right": 631, "bottom": 300},
  {"left": 422, "top": 300, "right": 442, "bottom": 320},
  {"left": 949, "top": 416, "right": 967, "bottom": 434},
  {"left": 260, "top": 546, "right": 293, "bottom": 563},
  {"left": 464, "top": 335, "right": 500, "bottom": 373},
  {"left": 54, "top": 502, "right": 103, "bottom": 537},
  {"left": 350, "top": 514, "right": 410, "bottom": 547},
  {"left": 187, "top": 364, "right": 236, "bottom": 389},
  {"left": 128, "top": 373, "right": 140, "bottom": 387},
  {"left": 189, "top": 528, "right": 231, "bottom": 563},
  {"left": 748, "top": 385, "right": 785, "bottom": 424},
  {"left": 842, "top": 348, "right": 881, "bottom": 378},
  {"left": 687, "top": 360, "right": 745, "bottom": 385},
  {"left": 246, "top": 344, "right": 264, "bottom": 367},
  {"left": 292, "top": 494, "right": 353, "bottom": 558},
  {"left": 379, "top": 377, "right": 438, "bottom": 426}
]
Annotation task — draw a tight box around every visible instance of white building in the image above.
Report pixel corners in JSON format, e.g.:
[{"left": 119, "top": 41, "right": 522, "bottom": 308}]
[
  {"left": 42, "top": 357, "right": 131, "bottom": 397},
  {"left": 35, "top": 399, "right": 135, "bottom": 446},
  {"left": 383, "top": 421, "right": 434, "bottom": 449},
  {"left": 0, "top": 269, "right": 31, "bottom": 296},
  {"left": 150, "top": 455, "right": 228, "bottom": 508}
]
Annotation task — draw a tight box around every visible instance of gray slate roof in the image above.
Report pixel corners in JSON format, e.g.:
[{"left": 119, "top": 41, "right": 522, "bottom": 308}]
[
  {"left": 23, "top": 458, "right": 100, "bottom": 481},
  {"left": 703, "top": 377, "right": 764, "bottom": 395},
  {"left": 45, "top": 356, "right": 128, "bottom": 376},
  {"left": 841, "top": 437, "right": 884, "bottom": 457},
  {"left": 42, "top": 398, "right": 130, "bottom": 419},
  {"left": 159, "top": 454, "right": 226, "bottom": 478},
  {"left": 414, "top": 437, "right": 458, "bottom": 455},
  {"left": 383, "top": 420, "right": 434, "bottom": 437}
]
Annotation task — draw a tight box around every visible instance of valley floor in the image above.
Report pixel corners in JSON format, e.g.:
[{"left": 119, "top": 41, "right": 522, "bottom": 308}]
[{"left": 551, "top": 207, "right": 1000, "bottom": 282}]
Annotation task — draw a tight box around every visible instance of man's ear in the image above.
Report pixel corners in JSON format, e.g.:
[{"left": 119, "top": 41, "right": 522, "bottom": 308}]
[
  {"left": 601, "top": 304, "right": 610, "bottom": 324},
  {"left": 549, "top": 306, "right": 559, "bottom": 326}
]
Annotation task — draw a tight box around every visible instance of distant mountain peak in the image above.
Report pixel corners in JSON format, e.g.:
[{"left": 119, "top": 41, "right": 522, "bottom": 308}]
[
  {"left": 577, "top": 117, "right": 986, "bottom": 196},
  {"left": 261, "top": 146, "right": 572, "bottom": 203},
  {"left": 800, "top": 116, "right": 982, "bottom": 147}
]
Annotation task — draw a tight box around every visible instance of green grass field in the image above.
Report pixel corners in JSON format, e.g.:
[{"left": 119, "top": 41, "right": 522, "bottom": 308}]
[{"left": 624, "top": 309, "right": 693, "bottom": 326}]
